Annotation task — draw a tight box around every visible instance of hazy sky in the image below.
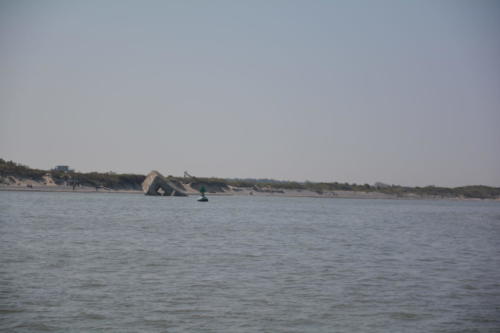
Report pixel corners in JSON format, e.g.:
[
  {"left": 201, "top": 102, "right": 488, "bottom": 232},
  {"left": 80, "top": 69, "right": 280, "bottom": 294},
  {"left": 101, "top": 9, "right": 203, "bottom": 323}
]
[{"left": 1, "top": 0, "right": 499, "bottom": 187}]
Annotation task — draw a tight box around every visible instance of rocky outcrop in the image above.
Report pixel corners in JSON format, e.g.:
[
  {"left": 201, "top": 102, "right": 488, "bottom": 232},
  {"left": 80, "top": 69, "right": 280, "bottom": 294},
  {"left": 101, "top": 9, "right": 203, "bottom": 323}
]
[{"left": 142, "top": 171, "right": 188, "bottom": 196}]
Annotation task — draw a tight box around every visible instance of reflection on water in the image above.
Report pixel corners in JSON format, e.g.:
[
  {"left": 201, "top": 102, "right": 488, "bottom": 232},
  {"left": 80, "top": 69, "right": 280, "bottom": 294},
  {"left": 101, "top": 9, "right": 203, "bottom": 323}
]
[{"left": 1, "top": 191, "right": 500, "bottom": 332}]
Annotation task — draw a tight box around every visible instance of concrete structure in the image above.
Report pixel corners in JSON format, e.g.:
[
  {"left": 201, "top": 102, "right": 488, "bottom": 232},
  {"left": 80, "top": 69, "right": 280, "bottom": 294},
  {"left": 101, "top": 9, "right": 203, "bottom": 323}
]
[{"left": 142, "top": 170, "right": 188, "bottom": 196}]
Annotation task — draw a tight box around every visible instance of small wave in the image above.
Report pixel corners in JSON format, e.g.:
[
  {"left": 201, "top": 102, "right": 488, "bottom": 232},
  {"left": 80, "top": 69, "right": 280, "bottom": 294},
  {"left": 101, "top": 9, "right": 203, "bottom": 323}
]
[
  {"left": 79, "top": 312, "right": 107, "bottom": 320},
  {"left": 0, "top": 308, "right": 25, "bottom": 314},
  {"left": 389, "top": 312, "right": 421, "bottom": 320},
  {"left": 462, "top": 284, "right": 478, "bottom": 290},
  {"left": 79, "top": 282, "right": 107, "bottom": 288},
  {"left": 14, "top": 322, "right": 57, "bottom": 331}
]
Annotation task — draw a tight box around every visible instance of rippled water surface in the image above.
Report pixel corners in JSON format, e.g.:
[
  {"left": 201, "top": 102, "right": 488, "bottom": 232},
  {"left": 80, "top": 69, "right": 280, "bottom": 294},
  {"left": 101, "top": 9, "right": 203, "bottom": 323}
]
[{"left": 1, "top": 191, "right": 500, "bottom": 332}]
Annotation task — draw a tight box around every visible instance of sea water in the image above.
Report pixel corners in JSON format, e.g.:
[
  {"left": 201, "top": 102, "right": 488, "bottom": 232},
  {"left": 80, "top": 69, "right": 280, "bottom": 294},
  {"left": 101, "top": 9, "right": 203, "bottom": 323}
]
[{"left": 1, "top": 191, "right": 500, "bottom": 332}]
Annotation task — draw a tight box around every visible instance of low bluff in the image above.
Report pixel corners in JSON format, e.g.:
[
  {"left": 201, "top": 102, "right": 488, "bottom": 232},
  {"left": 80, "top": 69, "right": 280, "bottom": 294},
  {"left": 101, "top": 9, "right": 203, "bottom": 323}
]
[{"left": 142, "top": 171, "right": 188, "bottom": 196}]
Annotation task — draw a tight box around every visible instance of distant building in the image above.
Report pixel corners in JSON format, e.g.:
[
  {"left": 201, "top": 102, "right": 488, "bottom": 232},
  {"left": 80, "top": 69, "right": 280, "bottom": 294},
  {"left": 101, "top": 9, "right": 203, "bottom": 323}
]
[{"left": 53, "top": 165, "right": 74, "bottom": 172}]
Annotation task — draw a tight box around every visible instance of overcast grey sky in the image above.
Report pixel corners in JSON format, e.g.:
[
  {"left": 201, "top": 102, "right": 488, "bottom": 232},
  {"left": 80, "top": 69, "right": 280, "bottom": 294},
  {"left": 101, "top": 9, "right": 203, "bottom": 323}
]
[{"left": 1, "top": 0, "right": 499, "bottom": 187}]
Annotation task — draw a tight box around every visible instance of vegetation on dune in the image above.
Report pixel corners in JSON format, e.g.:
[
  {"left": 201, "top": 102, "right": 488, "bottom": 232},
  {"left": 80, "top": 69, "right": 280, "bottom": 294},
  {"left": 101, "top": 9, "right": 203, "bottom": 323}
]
[
  {"left": 58, "top": 172, "right": 146, "bottom": 190},
  {"left": 188, "top": 179, "right": 230, "bottom": 193},
  {"left": 175, "top": 175, "right": 500, "bottom": 199},
  {"left": 371, "top": 184, "right": 500, "bottom": 199},
  {"left": 1, "top": 158, "right": 499, "bottom": 199},
  {"left": 0, "top": 159, "right": 145, "bottom": 190},
  {"left": 453, "top": 186, "right": 500, "bottom": 199},
  {"left": 0, "top": 159, "right": 46, "bottom": 180}
]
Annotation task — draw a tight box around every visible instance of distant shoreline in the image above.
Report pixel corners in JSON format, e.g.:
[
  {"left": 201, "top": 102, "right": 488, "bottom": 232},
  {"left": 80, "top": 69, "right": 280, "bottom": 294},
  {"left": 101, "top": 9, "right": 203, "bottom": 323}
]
[
  {"left": 2, "top": 158, "right": 499, "bottom": 200},
  {"left": 1, "top": 184, "right": 498, "bottom": 201}
]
